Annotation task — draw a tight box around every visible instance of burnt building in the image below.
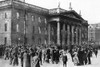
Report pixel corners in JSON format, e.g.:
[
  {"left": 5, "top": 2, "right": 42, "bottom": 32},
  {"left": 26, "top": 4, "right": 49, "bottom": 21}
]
[{"left": 0, "top": 0, "right": 88, "bottom": 47}]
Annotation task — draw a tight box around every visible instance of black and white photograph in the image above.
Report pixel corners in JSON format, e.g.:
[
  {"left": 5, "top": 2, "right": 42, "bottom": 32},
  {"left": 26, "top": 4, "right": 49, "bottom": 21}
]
[{"left": 0, "top": 0, "right": 100, "bottom": 67}]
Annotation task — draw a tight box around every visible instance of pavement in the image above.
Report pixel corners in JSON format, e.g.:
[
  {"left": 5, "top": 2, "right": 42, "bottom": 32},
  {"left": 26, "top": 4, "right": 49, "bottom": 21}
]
[{"left": 0, "top": 50, "right": 100, "bottom": 67}]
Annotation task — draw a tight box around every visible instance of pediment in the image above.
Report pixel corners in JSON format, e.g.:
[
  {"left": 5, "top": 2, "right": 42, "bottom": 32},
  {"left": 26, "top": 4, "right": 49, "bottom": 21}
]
[
  {"left": 67, "top": 13, "right": 79, "bottom": 19},
  {"left": 62, "top": 10, "right": 83, "bottom": 20}
]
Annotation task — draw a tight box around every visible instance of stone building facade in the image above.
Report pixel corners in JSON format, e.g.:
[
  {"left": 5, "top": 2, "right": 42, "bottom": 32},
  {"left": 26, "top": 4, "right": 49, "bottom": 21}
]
[
  {"left": 0, "top": 0, "right": 88, "bottom": 47},
  {"left": 88, "top": 24, "right": 100, "bottom": 46}
]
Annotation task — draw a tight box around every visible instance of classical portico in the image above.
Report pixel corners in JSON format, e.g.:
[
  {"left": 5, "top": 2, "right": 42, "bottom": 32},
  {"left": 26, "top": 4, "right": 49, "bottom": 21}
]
[{"left": 48, "top": 8, "right": 88, "bottom": 47}]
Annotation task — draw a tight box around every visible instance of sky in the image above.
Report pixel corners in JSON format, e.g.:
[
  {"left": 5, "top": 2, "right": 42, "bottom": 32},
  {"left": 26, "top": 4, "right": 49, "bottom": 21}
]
[
  {"left": 25, "top": 0, "right": 100, "bottom": 24},
  {"left": 1, "top": 0, "right": 100, "bottom": 24}
]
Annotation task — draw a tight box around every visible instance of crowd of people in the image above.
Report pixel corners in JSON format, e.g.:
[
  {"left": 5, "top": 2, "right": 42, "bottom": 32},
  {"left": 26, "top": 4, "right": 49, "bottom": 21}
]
[{"left": 0, "top": 44, "right": 99, "bottom": 67}]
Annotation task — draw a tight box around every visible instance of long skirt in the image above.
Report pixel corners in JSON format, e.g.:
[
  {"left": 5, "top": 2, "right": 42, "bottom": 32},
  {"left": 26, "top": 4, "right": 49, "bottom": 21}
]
[
  {"left": 73, "top": 56, "right": 79, "bottom": 65},
  {"left": 23, "top": 54, "right": 31, "bottom": 67}
]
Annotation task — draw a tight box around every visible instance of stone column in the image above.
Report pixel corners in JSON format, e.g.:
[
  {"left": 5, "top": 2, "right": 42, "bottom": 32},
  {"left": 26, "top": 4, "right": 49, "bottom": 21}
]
[
  {"left": 48, "top": 23, "right": 51, "bottom": 45},
  {"left": 62, "top": 24, "right": 66, "bottom": 46},
  {"left": 71, "top": 26, "right": 74, "bottom": 45},
  {"left": 57, "top": 21, "right": 60, "bottom": 45},
  {"left": 67, "top": 25, "right": 70, "bottom": 45},
  {"left": 76, "top": 27, "right": 78, "bottom": 45},
  {"left": 79, "top": 27, "right": 81, "bottom": 45},
  {"left": 86, "top": 28, "right": 88, "bottom": 44}
]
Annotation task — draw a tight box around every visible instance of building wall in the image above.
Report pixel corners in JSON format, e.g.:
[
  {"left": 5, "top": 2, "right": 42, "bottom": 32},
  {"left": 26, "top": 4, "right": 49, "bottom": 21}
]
[
  {"left": 11, "top": 8, "right": 24, "bottom": 45},
  {"left": 95, "top": 28, "right": 100, "bottom": 45},
  {"left": 0, "top": 9, "right": 11, "bottom": 46},
  {"left": 11, "top": 8, "right": 48, "bottom": 46},
  {"left": 88, "top": 24, "right": 100, "bottom": 45},
  {"left": 88, "top": 26, "right": 95, "bottom": 42},
  {"left": 0, "top": 0, "right": 88, "bottom": 47}
]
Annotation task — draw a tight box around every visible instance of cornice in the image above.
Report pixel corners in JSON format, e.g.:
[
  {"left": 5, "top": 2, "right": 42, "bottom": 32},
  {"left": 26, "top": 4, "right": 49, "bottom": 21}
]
[
  {"left": 12, "top": 1, "right": 49, "bottom": 16},
  {"left": 0, "top": 0, "right": 49, "bottom": 16},
  {"left": 0, "top": 0, "right": 88, "bottom": 26}
]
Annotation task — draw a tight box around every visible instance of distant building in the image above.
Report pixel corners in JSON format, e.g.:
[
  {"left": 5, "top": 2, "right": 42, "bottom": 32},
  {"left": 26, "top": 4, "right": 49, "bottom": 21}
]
[
  {"left": 0, "top": 0, "right": 88, "bottom": 47},
  {"left": 88, "top": 23, "right": 100, "bottom": 46},
  {"left": 88, "top": 25, "right": 95, "bottom": 45}
]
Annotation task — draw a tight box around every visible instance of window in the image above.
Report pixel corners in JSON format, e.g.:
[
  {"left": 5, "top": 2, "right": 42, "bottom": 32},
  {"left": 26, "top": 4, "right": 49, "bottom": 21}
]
[
  {"left": 16, "top": 12, "right": 19, "bottom": 19},
  {"left": 32, "top": 16, "right": 34, "bottom": 21},
  {"left": 33, "top": 26, "right": 35, "bottom": 34},
  {"left": 51, "top": 27, "right": 54, "bottom": 35},
  {"left": 44, "top": 18, "right": 47, "bottom": 24},
  {"left": 44, "top": 28, "right": 47, "bottom": 34},
  {"left": 5, "top": 13, "right": 7, "bottom": 19},
  {"left": 91, "top": 38, "right": 93, "bottom": 41},
  {"left": 82, "top": 33, "right": 84, "bottom": 38},
  {"left": 91, "top": 29, "right": 93, "bottom": 32},
  {"left": 25, "top": 15, "right": 27, "bottom": 20},
  {"left": 4, "top": 37, "right": 7, "bottom": 45},
  {"left": 5, "top": 23, "right": 7, "bottom": 31},
  {"left": 38, "top": 17, "right": 41, "bottom": 23},
  {"left": 85, "top": 33, "right": 87, "bottom": 38},
  {"left": 91, "top": 33, "right": 93, "bottom": 37},
  {"left": 44, "top": 39, "right": 47, "bottom": 44},
  {"left": 24, "top": 21, "right": 26, "bottom": 34},
  {"left": 38, "top": 27, "right": 41, "bottom": 34},
  {"left": 32, "top": 36, "right": 34, "bottom": 41},
  {"left": 16, "top": 24, "right": 19, "bottom": 32},
  {"left": 38, "top": 38, "right": 41, "bottom": 44}
]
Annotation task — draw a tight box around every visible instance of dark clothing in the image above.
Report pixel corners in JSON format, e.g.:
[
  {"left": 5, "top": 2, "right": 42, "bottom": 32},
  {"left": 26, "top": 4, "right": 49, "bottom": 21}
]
[
  {"left": 78, "top": 50, "right": 84, "bottom": 65},
  {"left": 87, "top": 50, "right": 92, "bottom": 64},
  {"left": 69, "top": 50, "right": 74, "bottom": 62},
  {"left": 20, "top": 52, "right": 24, "bottom": 67},
  {"left": 62, "top": 55, "right": 68, "bottom": 67},
  {"left": 83, "top": 50, "right": 88, "bottom": 65},
  {"left": 63, "top": 55, "right": 68, "bottom": 64},
  {"left": 55, "top": 50, "right": 60, "bottom": 64},
  {"left": 46, "top": 49, "right": 51, "bottom": 59},
  {"left": 46, "top": 49, "right": 51, "bottom": 63},
  {"left": 39, "top": 50, "right": 42, "bottom": 65},
  {"left": 9, "top": 50, "right": 14, "bottom": 65},
  {"left": 87, "top": 57, "right": 91, "bottom": 64},
  {"left": 94, "top": 49, "right": 98, "bottom": 57},
  {"left": 27, "top": 54, "right": 31, "bottom": 67},
  {"left": 36, "top": 59, "right": 40, "bottom": 67},
  {"left": 13, "top": 52, "right": 18, "bottom": 66},
  {"left": 52, "top": 49, "right": 56, "bottom": 63}
]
